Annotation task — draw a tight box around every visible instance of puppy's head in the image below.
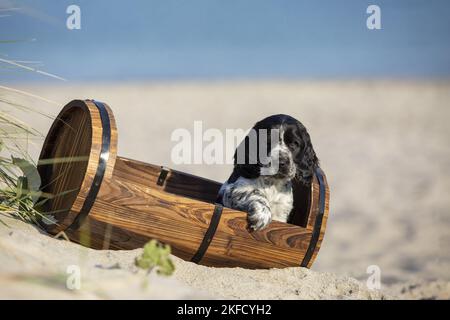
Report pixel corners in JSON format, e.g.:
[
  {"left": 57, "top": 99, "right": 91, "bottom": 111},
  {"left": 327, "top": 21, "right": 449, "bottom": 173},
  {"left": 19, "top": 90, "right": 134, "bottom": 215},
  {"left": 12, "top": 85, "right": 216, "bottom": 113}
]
[{"left": 233, "top": 114, "right": 319, "bottom": 185}]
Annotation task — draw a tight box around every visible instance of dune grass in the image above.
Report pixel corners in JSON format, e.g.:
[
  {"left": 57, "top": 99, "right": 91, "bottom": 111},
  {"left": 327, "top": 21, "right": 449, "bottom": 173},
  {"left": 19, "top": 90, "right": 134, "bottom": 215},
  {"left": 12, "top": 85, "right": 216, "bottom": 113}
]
[
  {"left": 0, "top": 90, "right": 54, "bottom": 228},
  {"left": 0, "top": 110, "right": 42, "bottom": 226}
]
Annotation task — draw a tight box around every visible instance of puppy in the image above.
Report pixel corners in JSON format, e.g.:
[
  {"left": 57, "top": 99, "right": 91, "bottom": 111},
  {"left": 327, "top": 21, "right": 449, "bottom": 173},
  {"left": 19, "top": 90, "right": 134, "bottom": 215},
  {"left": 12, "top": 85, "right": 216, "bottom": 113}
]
[{"left": 217, "top": 114, "right": 319, "bottom": 230}]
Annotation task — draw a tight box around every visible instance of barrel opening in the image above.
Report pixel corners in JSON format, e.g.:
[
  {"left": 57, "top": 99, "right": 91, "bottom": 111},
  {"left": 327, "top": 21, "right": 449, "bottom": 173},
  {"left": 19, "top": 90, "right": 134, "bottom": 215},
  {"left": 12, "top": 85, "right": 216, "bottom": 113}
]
[{"left": 37, "top": 106, "right": 92, "bottom": 217}]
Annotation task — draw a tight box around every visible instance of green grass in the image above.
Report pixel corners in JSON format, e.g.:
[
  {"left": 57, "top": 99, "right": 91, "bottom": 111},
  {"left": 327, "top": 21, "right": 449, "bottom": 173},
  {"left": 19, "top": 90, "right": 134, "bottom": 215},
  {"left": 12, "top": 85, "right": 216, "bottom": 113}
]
[{"left": 0, "top": 89, "right": 55, "bottom": 228}]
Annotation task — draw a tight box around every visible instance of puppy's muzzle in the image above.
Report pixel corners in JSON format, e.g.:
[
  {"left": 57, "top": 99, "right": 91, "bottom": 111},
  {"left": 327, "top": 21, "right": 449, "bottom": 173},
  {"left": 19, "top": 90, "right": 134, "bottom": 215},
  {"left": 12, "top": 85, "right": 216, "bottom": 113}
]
[{"left": 275, "top": 152, "right": 295, "bottom": 178}]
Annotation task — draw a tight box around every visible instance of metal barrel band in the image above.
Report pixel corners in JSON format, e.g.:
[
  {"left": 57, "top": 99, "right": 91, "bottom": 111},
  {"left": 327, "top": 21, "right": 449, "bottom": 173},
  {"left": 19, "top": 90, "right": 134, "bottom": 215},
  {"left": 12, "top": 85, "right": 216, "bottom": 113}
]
[
  {"left": 67, "top": 100, "right": 111, "bottom": 231},
  {"left": 157, "top": 167, "right": 170, "bottom": 186},
  {"left": 191, "top": 203, "right": 223, "bottom": 263}
]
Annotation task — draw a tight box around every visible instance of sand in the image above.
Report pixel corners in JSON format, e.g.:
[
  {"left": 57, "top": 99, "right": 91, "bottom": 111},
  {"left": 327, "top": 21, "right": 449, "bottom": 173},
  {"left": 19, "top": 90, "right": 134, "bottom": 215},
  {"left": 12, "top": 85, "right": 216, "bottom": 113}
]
[
  {"left": 0, "top": 214, "right": 389, "bottom": 299},
  {"left": 1, "top": 80, "right": 449, "bottom": 299}
]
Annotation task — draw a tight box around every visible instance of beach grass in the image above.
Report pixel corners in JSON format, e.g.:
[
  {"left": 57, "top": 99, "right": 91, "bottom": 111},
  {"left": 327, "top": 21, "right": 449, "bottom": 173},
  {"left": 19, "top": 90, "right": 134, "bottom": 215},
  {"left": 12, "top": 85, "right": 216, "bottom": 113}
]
[{"left": 0, "top": 90, "right": 53, "bottom": 228}]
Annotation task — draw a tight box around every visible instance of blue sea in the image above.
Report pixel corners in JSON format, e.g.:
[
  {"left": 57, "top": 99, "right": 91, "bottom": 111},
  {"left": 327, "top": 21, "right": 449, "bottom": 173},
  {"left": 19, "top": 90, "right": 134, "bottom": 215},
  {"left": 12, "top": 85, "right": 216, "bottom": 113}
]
[{"left": 1, "top": 0, "right": 450, "bottom": 82}]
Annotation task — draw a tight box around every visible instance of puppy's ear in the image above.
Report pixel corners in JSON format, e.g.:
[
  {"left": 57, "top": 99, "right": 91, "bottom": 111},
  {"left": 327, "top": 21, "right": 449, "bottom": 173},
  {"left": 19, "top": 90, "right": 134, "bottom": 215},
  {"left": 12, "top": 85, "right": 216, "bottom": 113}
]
[
  {"left": 295, "top": 126, "right": 319, "bottom": 186},
  {"left": 232, "top": 133, "right": 261, "bottom": 179}
]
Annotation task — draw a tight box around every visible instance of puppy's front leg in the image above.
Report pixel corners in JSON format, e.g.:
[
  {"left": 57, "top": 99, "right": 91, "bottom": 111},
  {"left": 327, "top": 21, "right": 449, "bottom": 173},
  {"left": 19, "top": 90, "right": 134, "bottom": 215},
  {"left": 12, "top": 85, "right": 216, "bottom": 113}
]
[
  {"left": 247, "top": 196, "right": 272, "bottom": 231},
  {"left": 236, "top": 189, "right": 272, "bottom": 231},
  {"left": 221, "top": 183, "right": 272, "bottom": 231}
]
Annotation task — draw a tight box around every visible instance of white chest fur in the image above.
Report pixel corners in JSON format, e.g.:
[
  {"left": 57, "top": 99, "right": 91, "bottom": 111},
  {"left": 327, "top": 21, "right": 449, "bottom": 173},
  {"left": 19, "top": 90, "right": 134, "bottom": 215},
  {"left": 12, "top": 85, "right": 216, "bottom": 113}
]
[
  {"left": 219, "top": 176, "right": 294, "bottom": 223},
  {"left": 257, "top": 178, "right": 293, "bottom": 222}
]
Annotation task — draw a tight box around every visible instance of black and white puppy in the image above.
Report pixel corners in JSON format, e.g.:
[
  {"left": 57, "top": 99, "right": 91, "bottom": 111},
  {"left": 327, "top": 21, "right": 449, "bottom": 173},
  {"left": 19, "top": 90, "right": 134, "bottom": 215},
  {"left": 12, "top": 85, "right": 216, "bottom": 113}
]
[{"left": 218, "top": 114, "right": 319, "bottom": 230}]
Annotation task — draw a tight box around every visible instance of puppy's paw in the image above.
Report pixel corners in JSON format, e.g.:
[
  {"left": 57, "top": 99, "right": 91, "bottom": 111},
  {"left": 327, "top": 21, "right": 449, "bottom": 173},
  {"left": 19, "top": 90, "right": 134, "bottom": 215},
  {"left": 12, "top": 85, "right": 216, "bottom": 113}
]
[{"left": 248, "top": 205, "right": 272, "bottom": 231}]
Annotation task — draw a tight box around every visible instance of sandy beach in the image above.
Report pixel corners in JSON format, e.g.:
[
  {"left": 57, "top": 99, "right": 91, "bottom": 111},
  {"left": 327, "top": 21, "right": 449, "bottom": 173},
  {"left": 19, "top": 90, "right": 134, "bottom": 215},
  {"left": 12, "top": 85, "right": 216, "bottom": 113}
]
[{"left": 1, "top": 80, "right": 449, "bottom": 299}]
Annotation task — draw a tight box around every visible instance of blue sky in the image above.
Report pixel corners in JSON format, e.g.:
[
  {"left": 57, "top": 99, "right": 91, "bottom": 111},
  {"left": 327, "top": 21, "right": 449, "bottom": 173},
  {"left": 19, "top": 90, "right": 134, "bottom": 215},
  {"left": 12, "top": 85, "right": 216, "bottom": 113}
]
[{"left": 1, "top": 0, "right": 450, "bottom": 81}]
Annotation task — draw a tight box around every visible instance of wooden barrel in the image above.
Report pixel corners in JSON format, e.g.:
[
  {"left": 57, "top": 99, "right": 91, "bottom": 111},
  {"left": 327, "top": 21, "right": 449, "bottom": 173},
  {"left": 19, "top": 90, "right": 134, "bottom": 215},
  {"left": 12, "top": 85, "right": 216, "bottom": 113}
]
[{"left": 37, "top": 99, "right": 330, "bottom": 269}]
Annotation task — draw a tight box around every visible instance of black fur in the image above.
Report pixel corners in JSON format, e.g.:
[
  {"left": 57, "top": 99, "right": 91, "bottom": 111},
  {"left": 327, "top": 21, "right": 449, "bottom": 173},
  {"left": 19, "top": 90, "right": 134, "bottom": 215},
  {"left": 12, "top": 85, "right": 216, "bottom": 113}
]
[{"left": 231, "top": 114, "right": 319, "bottom": 186}]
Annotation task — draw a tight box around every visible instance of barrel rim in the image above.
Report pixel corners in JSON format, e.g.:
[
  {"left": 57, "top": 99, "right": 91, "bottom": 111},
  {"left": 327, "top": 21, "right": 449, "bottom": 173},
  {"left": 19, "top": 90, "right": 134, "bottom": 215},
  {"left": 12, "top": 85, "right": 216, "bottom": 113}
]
[
  {"left": 300, "top": 166, "right": 329, "bottom": 267},
  {"left": 66, "top": 100, "right": 112, "bottom": 231},
  {"left": 37, "top": 99, "right": 117, "bottom": 233}
]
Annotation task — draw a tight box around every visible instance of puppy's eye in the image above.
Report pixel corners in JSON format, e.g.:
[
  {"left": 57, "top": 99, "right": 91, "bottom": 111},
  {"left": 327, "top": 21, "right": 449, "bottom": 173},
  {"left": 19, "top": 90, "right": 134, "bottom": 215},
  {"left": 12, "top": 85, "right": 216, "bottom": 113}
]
[{"left": 291, "top": 141, "right": 300, "bottom": 147}]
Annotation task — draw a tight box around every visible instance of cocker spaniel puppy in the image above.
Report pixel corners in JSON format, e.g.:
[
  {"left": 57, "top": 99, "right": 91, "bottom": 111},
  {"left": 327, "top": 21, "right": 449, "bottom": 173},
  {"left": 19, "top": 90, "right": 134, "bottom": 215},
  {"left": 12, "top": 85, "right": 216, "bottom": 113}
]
[{"left": 218, "top": 114, "right": 319, "bottom": 230}]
